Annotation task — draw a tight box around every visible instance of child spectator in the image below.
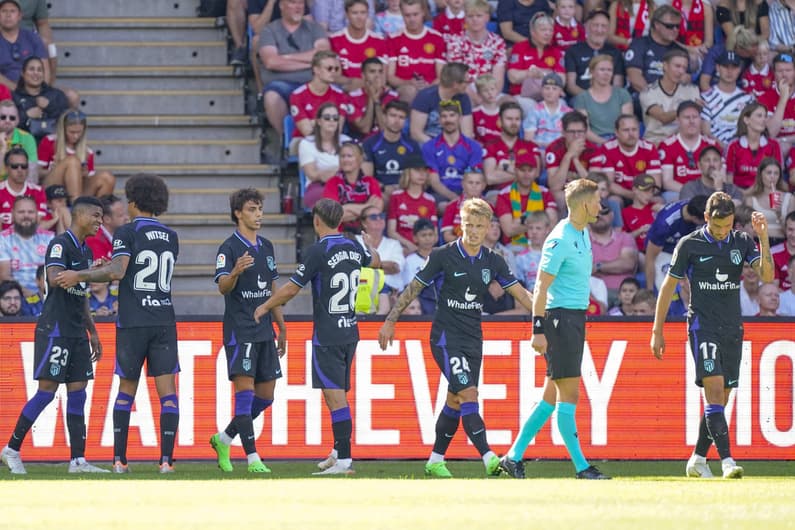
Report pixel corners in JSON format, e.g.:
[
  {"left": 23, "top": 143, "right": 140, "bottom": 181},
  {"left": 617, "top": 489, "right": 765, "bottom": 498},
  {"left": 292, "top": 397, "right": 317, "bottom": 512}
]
[
  {"left": 552, "top": 0, "right": 584, "bottom": 51},
  {"left": 375, "top": 0, "right": 405, "bottom": 36},
  {"left": 401, "top": 218, "right": 441, "bottom": 315},
  {"left": 89, "top": 281, "right": 117, "bottom": 317},
  {"left": 523, "top": 73, "right": 572, "bottom": 151},
  {"left": 630, "top": 288, "right": 656, "bottom": 315},
  {"left": 432, "top": 0, "right": 466, "bottom": 41},
  {"left": 622, "top": 174, "right": 662, "bottom": 252},
  {"left": 741, "top": 41, "right": 774, "bottom": 99},
  {"left": 608, "top": 276, "right": 640, "bottom": 315},
  {"left": 387, "top": 153, "right": 439, "bottom": 254},
  {"left": 472, "top": 74, "right": 504, "bottom": 145},
  {"left": 441, "top": 169, "right": 488, "bottom": 242},
  {"left": 44, "top": 184, "right": 70, "bottom": 235},
  {"left": 513, "top": 210, "right": 550, "bottom": 290},
  {"left": 779, "top": 255, "right": 795, "bottom": 316}
]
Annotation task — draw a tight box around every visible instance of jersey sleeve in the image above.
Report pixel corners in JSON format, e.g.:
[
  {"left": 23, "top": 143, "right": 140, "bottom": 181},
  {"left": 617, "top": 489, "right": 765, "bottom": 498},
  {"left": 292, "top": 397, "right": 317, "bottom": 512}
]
[
  {"left": 214, "top": 240, "right": 235, "bottom": 282},
  {"left": 624, "top": 40, "right": 645, "bottom": 70},
  {"left": 414, "top": 247, "right": 444, "bottom": 286},
  {"left": 356, "top": 238, "right": 373, "bottom": 268},
  {"left": 45, "top": 237, "right": 66, "bottom": 269},
  {"left": 742, "top": 232, "right": 761, "bottom": 265},
  {"left": 667, "top": 237, "right": 691, "bottom": 279},
  {"left": 290, "top": 244, "right": 319, "bottom": 288},
  {"left": 111, "top": 224, "right": 133, "bottom": 259},
  {"left": 538, "top": 236, "right": 566, "bottom": 276},
  {"left": 493, "top": 252, "right": 519, "bottom": 288},
  {"left": 264, "top": 239, "right": 280, "bottom": 280}
]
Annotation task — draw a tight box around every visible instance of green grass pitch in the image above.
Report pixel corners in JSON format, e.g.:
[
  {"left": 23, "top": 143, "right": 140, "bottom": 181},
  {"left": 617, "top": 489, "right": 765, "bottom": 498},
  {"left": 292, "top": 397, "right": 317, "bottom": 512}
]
[{"left": 2, "top": 460, "right": 794, "bottom": 529}]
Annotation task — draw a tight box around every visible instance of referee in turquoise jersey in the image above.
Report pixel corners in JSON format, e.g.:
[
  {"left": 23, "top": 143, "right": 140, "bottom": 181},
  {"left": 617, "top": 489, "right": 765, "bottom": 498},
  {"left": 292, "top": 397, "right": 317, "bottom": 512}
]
[{"left": 500, "top": 178, "right": 610, "bottom": 480}]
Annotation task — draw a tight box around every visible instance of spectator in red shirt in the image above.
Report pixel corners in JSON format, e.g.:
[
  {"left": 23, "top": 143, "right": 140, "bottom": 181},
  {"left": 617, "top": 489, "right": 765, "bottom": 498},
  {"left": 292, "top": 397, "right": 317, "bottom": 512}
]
[
  {"left": 432, "top": 0, "right": 466, "bottom": 41},
  {"left": 552, "top": 0, "right": 585, "bottom": 51},
  {"left": 349, "top": 57, "right": 399, "bottom": 136},
  {"left": 726, "top": 101, "right": 782, "bottom": 190},
  {"left": 0, "top": 146, "right": 48, "bottom": 230},
  {"left": 289, "top": 50, "right": 351, "bottom": 143},
  {"left": 329, "top": 0, "right": 387, "bottom": 92},
  {"left": 386, "top": 152, "right": 438, "bottom": 254},
  {"left": 85, "top": 194, "right": 128, "bottom": 265},
  {"left": 546, "top": 110, "right": 601, "bottom": 209},
  {"left": 483, "top": 101, "right": 542, "bottom": 192},
  {"left": 323, "top": 141, "right": 384, "bottom": 228},
  {"left": 621, "top": 173, "right": 663, "bottom": 252},
  {"left": 771, "top": 211, "right": 795, "bottom": 290}
]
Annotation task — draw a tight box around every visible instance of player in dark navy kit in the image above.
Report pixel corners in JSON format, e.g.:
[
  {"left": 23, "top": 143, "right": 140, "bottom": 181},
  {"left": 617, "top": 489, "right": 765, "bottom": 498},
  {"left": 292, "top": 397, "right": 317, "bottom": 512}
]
[
  {"left": 1, "top": 197, "right": 108, "bottom": 475},
  {"left": 254, "top": 198, "right": 381, "bottom": 475},
  {"left": 209, "top": 188, "right": 286, "bottom": 474},
  {"left": 379, "top": 198, "right": 534, "bottom": 478},
  {"left": 56, "top": 174, "right": 181, "bottom": 474},
  {"left": 652, "top": 192, "right": 774, "bottom": 479}
]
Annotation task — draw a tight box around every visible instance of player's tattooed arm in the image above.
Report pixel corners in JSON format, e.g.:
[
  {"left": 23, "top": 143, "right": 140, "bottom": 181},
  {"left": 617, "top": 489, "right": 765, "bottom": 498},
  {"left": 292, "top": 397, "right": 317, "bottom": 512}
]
[
  {"left": 55, "top": 256, "right": 130, "bottom": 288},
  {"left": 385, "top": 279, "right": 423, "bottom": 323}
]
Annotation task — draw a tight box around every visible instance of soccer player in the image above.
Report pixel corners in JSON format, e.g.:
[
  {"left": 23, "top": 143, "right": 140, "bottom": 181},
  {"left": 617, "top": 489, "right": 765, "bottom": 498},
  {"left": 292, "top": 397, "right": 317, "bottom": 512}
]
[
  {"left": 499, "top": 178, "right": 611, "bottom": 480},
  {"left": 55, "top": 174, "right": 180, "bottom": 474},
  {"left": 378, "top": 198, "right": 535, "bottom": 478},
  {"left": 651, "top": 192, "right": 773, "bottom": 479},
  {"left": 209, "top": 189, "right": 286, "bottom": 473},
  {"left": 1, "top": 197, "right": 108, "bottom": 475},
  {"left": 253, "top": 198, "right": 380, "bottom": 475}
]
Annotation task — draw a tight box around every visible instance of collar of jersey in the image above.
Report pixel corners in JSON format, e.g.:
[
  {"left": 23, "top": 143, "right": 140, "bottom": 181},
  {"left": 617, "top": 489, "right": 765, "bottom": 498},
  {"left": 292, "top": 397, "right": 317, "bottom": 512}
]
[
  {"left": 456, "top": 238, "right": 482, "bottom": 260},
  {"left": 234, "top": 230, "right": 259, "bottom": 249},
  {"left": 702, "top": 225, "right": 731, "bottom": 245},
  {"left": 65, "top": 229, "right": 81, "bottom": 248}
]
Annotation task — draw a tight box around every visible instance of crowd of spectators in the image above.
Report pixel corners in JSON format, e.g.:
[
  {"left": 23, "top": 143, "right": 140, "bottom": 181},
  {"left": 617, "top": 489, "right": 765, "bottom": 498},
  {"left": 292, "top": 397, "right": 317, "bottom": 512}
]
[{"left": 227, "top": 0, "right": 795, "bottom": 318}]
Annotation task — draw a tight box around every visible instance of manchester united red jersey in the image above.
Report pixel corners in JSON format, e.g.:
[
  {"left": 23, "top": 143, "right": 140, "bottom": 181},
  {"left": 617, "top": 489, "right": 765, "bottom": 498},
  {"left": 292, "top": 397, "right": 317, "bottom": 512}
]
[
  {"left": 553, "top": 17, "right": 584, "bottom": 51},
  {"left": 347, "top": 86, "right": 399, "bottom": 132},
  {"left": 37, "top": 134, "right": 95, "bottom": 176},
  {"left": 387, "top": 27, "right": 446, "bottom": 84},
  {"left": 758, "top": 88, "right": 795, "bottom": 138},
  {"left": 329, "top": 29, "right": 388, "bottom": 80},
  {"left": 432, "top": 9, "right": 466, "bottom": 40},
  {"left": 772, "top": 242, "right": 792, "bottom": 291},
  {"left": 621, "top": 202, "right": 656, "bottom": 251},
  {"left": 725, "top": 135, "right": 782, "bottom": 189},
  {"left": 741, "top": 63, "right": 774, "bottom": 99},
  {"left": 658, "top": 134, "right": 719, "bottom": 185},
  {"left": 0, "top": 181, "right": 49, "bottom": 230},
  {"left": 544, "top": 137, "right": 600, "bottom": 182},
  {"left": 591, "top": 139, "right": 662, "bottom": 190},
  {"left": 507, "top": 40, "right": 565, "bottom": 96},
  {"left": 473, "top": 105, "right": 501, "bottom": 145},
  {"left": 387, "top": 188, "right": 438, "bottom": 242},
  {"left": 289, "top": 83, "right": 353, "bottom": 138}
]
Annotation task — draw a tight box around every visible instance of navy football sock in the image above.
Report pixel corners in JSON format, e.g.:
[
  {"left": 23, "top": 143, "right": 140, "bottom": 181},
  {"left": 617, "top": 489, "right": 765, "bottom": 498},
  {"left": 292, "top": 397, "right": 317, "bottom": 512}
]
[
  {"left": 431, "top": 405, "right": 460, "bottom": 456},
  {"left": 159, "top": 394, "right": 179, "bottom": 466},
  {"left": 233, "top": 390, "right": 256, "bottom": 456},
  {"left": 113, "top": 392, "right": 134, "bottom": 465},
  {"left": 330, "top": 407, "right": 352, "bottom": 460},
  {"left": 694, "top": 415, "right": 712, "bottom": 457},
  {"left": 460, "top": 402, "right": 490, "bottom": 456},
  {"left": 66, "top": 390, "right": 87, "bottom": 460},
  {"left": 705, "top": 404, "right": 731, "bottom": 460},
  {"left": 9, "top": 390, "right": 55, "bottom": 450}
]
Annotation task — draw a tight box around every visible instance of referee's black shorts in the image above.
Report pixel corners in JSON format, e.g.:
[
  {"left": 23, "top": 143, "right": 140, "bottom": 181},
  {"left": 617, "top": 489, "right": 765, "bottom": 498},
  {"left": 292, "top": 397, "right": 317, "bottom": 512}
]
[{"left": 543, "top": 308, "right": 586, "bottom": 380}]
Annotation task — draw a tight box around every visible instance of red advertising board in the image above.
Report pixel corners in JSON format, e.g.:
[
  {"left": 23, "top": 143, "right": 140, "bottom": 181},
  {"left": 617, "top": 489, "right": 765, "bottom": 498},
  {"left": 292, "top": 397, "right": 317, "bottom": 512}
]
[{"left": 0, "top": 320, "right": 792, "bottom": 461}]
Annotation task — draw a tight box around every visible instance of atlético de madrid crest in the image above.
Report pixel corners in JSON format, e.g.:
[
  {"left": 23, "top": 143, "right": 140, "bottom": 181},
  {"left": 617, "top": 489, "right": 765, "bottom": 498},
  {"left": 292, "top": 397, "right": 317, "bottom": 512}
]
[
  {"left": 730, "top": 250, "right": 742, "bottom": 265},
  {"left": 482, "top": 269, "right": 490, "bottom": 284}
]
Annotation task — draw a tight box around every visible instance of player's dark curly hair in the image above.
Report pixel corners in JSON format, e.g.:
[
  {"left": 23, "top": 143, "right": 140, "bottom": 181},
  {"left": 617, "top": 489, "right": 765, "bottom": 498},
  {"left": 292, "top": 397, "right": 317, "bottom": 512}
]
[
  {"left": 125, "top": 173, "right": 169, "bottom": 216},
  {"left": 72, "top": 196, "right": 104, "bottom": 213},
  {"left": 229, "top": 188, "right": 263, "bottom": 224}
]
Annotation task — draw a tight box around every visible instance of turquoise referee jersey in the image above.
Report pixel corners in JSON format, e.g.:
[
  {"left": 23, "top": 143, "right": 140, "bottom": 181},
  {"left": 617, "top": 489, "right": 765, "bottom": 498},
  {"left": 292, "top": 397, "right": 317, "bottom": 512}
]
[{"left": 539, "top": 219, "right": 593, "bottom": 310}]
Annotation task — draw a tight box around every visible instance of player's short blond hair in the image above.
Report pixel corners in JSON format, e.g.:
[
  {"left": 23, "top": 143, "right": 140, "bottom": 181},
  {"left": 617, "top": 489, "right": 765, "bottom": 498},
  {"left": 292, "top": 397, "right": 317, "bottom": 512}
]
[
  {"left": 564, "top": 178, "right": 599, "bottom": 211},
  {"left": 461, "top": 197, "right": 492, "bottom": 221}
]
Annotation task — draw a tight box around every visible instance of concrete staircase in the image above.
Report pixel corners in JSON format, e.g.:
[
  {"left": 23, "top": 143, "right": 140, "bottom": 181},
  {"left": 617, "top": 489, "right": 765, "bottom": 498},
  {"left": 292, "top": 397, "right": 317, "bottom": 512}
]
[{"left": 49, "top": 0, "right": 310, "bottom": 315}]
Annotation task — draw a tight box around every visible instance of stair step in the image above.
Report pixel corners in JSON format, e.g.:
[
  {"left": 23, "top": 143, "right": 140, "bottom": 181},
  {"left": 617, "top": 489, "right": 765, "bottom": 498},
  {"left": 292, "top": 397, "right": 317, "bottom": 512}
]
[
  {"left": 60, "top": 65, "right": 234, "bottom": 77},
  {"left": 104, "top": 163, "right": 277, "bottom": 176},
  {"left": 49, "top": 0, "right": 202, "bottom": 18},
  {"left": 92, "top": 121, "right": 258, "bottom": 140},
  {"left": 158, "top": 187, "right": 280, "bottom": 215},
  {"left": 161, "top": 214, "right": 298, "bottom": 240},
  {"left": 61, "top": 41, "right": 227, "bottom": 67},
  {"left": 67, "top": 75, "right": 241, "bottom": 91},
  {"left": 92, "top": 138, "right": 261, "bottom": 165},
  {"left": 77, "top": 89, "right": 244, "bottom": 115},
  {"left": 52, "top": 17, "right": 224, "bottom": 41},
  {"left": 179, "top": 237, "right": 295, "bottom": 265}
]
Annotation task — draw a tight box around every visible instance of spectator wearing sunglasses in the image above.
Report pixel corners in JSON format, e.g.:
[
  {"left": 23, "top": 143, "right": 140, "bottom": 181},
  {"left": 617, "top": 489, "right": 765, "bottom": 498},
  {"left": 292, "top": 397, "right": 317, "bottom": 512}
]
[
  {"left": 625, "top": 6, "right": 691, "bottom": 95},
  {"left": 588, "top": 199, "right": 638, "bottom": 300},
  {"left": 0, "top": 99, "right": 35, "bottom": 180},
  {"left": 38, "top": 110, "right": 115, "bottom": 203},
  {"left": 659, "top": 101, "right": 719, "bottom": 201},
  {"left": 12, "top": 56, "right": 67, "bottom": 142},
  {"left": 289, "top": 51, "right": 352, "bottom": 150},
  {"left": 0, "top": 146, "right": 48, "bottom": 230},
  {"left": 356, "top": 204, "right": 405, "bottom": 307},
  {"left": 259, "top": 0, "right": 330, "bottom": 142},
  {"left": 299, "top": 102, "right": 352, "bottom": 209},
  {"left": 0, "top": 0, "right": 48, "bottom": 92}
]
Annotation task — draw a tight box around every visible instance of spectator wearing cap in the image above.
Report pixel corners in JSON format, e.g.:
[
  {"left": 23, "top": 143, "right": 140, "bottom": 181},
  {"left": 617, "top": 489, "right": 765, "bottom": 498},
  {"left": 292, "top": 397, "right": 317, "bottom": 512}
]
[
  {"left": 762, "top": 53, "right": 795, "bottom": 148},
  {"left": 445, "top": 0, "right": 507, "bottom": 105},
  {"left": 0, "top": 146, "right": 47, "bottom": 231},
  {"left": 483, "top": 101, "right": 542, "bottom": 192},
  {"left": 564, "top": 9, "right": 625, "bottom": 97},
  {"left": 591, "top": 113, "right": 662, "bottom": 203},
  {"left": 0, "top": 194, "right": 53, "bottom": 295},
  {"left": 44, "top": 183, "right": 68, "bottom": 234},
  {"left": 494, "top": 146, "right": 558, "bottom": 253},
  {"left": 409, "top": 62, "right": 473, "bottom": 145},
  {"left": 420, "top": 99, "right": 483, "bottom": 209},
  {"left": 0, "top": 0, "right": 48, "bottom": 91},
  {"left": 524, "top": 72, "right": 572, "bottom": 151},
  {"left": 640, "top": 48, "right": 701, "bottom": 146},
  {"left": 589, "top": 198, "right": 638, "bottom": 298},
  {"left": 621, "top": 173, "right": 664, "bottom": 253},
  {"left": 571, "top": 54, "right": 632, "bottom": 143},
  {"left": 625, "top": 5, "right": 692, "bottom": 95},
  {"left": 659, "top": 101, "right": 720, "bottom": 200},
  {"left": 700, "top": 50, "right": 755, "bottom": 147},
  {"left": 698, "top": 26, "right": 759, "bottom": 92},
  {"left": 679, "top": 145, "right": 745, "bottom": 204},
  {"left": 362, "top": 99, "right": 419, "bottom": 196},
  {"left": 386, "top": 151, "right": 438, "bottom": 254},
  {"left": 258, "top": 0, "right": 329, "bottom": 142}
]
